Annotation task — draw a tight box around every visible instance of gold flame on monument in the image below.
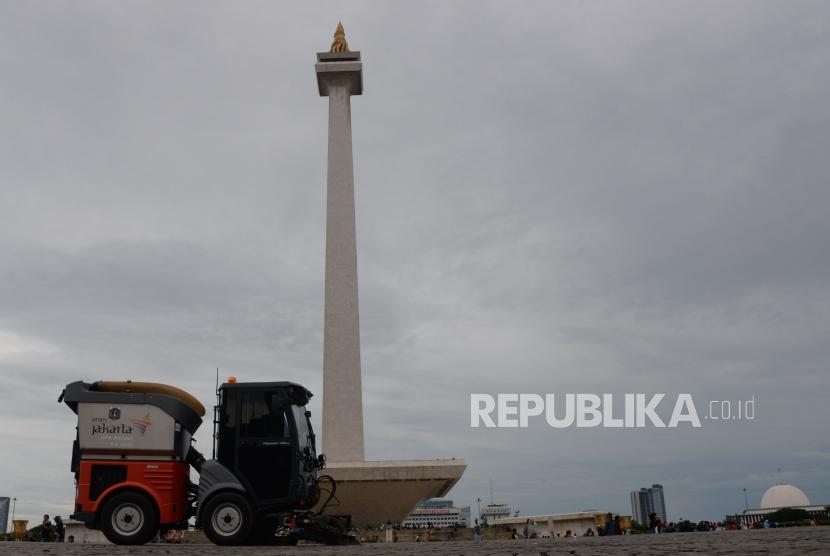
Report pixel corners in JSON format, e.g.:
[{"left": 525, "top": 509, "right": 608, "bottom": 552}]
[{"left": 330, "top": 21, "right": 350, "bottom": 53}]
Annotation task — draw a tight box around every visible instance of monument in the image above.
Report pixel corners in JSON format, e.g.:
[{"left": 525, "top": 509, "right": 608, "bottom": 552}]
[
  {"left": 318, "top": 21, "right": 365, "bottom": 462},
  {"left": 315, "top": 23, "right": 466, "bottom": 527}
]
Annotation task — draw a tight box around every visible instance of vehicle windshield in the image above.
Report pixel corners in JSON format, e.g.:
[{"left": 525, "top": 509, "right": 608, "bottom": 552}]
[{"left": 292, "top": 405, "right": 315, "bottom": 455}]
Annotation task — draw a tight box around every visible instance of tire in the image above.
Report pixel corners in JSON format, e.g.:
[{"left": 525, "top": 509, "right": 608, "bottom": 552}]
[
  {"left": 202, "top": 491, "right": 255, "bottom": 546},
  {"left": 99, "top": 491, "right": 158, "bottom": 545}
]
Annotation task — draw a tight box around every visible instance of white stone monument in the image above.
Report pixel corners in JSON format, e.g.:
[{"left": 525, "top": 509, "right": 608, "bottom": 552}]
[
  {"left": 314, "top": 23, "right": 466, "bottom": 527},
  {"left": 317, "top": 22, "right": 365, "bottom": 462}
]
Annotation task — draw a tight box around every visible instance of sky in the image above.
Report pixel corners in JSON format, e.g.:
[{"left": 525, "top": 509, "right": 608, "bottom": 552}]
[{"left": 1, "top": 1, "right": 829, "bottom": 526}]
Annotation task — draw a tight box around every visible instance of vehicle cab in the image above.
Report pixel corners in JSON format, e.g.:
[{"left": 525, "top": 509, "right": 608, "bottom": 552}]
[{"left": 213, "top": 381, "right": 322, "bottom": 513}]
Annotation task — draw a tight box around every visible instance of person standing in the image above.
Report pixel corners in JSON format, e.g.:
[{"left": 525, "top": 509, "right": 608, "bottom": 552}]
[
  {"left": 41, "top": 515, "right": 54, "bottom": 542},
  {"left": 648, "top": 512, "right": 657, "bottom": 533},
  {"left": 54, "top": 516, "right": 65, "bottom": 542},
  {"left": 604, "top": 513, "right": 616, "bottom": 536}
]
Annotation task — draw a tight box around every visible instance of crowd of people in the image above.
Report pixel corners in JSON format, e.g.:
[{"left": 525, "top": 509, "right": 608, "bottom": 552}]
[
  {"left": 3, "top": 515, "right": 193, "bottom": 543},
  {"left": 9, "top": 510, "right": 819, "bottom": 544}
]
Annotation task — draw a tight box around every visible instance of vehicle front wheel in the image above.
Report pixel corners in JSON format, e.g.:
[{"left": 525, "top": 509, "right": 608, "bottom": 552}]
[
  {"left": 202, "top": 491, "right": 255, "bottom": 545},
  {"left": 99, "top": 491, "right": 158, "bottom": 545}
]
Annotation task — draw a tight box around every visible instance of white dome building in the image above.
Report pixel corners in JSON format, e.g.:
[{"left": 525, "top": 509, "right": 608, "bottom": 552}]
[
  {"left": 732, "top": 483, "right": 827, "bottom": 527},
  {"left": 760, "top": 484, "right": 810, "bottom": 509}
]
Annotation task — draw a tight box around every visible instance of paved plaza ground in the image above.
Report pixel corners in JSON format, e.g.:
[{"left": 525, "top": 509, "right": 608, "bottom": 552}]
[{"left": 1, "top": 527, "right": 829, "bottom": 555}]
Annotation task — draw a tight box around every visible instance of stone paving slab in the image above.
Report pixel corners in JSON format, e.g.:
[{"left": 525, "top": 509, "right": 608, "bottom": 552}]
[{"left": 1, "top": 528, "right": 829, "bottom": 555}]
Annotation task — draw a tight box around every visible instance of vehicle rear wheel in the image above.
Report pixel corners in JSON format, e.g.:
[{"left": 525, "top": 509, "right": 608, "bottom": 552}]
[
  {"left": 202, "top": 491, "right": 255, "bottom": 545},
  {"left": 99, "top": 491, "right": 158, "bottom": 545}
]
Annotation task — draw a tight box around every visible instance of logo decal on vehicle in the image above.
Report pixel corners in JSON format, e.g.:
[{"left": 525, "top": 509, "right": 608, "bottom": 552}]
[{"left": 130, "top": 413, "right": 152, "bottom": 435}]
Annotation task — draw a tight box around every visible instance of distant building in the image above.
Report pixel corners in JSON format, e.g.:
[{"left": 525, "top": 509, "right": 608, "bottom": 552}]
[
  {"left": 630, "top": 484, "right": 667, "bottom": 524},
  {"left": 421, "top": 499, "right": 454, "bottom": 509},
  {"left": 494, "top": 511, "right": 632, "bottom": 537},
  {"left": 651, "top": 484, "right": 667, "bottom": 523},
  {"left": 0, "top": 497, "right": 8, "bottom": 535},
  {"left": 728, "top": 484, "right": 830, "bottom": 527},
  {"left": 630, "top": 488, "right": 648, "bottom": 524},
  {"left": 401, "top": 499, "right": 470, "bottom": 528},
  {"left": 479, "top": 503, "right": 512, "bottom": 525},
  {"left": 630, "top": 488, "right": 652, "bottom": 524}
]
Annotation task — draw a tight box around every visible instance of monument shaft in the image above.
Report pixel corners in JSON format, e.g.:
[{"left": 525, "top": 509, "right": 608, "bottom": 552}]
[
  {"left": 317, "top": 53, "right": 365, "bottom": 462},
  {"left": 310, "top": 28, "right": 465, "bottom": 527}
]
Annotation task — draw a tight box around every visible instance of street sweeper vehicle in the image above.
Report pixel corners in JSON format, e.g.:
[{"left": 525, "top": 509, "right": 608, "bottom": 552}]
[{"left": 59, "top": 379, "right": 355, "bottom": 545}]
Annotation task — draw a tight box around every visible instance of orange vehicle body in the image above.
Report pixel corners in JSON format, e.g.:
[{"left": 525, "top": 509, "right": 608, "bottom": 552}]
[{"left": 74, "top": 460, "right": 189, "bottom": 527}]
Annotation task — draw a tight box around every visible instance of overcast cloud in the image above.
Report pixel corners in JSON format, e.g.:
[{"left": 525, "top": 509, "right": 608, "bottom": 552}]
[{"left": 1, "top": 1, "right": 829, "bottom": 524}]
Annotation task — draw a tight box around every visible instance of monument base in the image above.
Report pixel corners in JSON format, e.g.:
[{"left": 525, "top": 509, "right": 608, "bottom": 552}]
[{"left": 316, "top": 459, "right": 467, "bottom": 528}]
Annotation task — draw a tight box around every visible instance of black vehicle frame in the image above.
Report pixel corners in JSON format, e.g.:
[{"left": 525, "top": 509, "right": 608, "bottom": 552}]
[{"left": 214, "top": 381, "right": 322, "bottom": 514}]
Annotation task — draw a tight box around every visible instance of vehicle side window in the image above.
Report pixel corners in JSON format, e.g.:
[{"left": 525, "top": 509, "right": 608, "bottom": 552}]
[{"left": 240, "top": 391, "right": 288, "bottom": 438}]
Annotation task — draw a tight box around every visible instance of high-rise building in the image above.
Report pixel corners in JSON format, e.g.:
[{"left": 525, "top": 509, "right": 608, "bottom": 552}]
[
  {"left": 629, "top": 484, "right": 667, "bottom": 524},
  {"left": 630, "top": 488, "right": 648, "bottom": 524},
  {"left": 0, "top": 497, "right": 9, "bottom": 535},
  {"left": 630, "top": 487, "right": 654, "bottom": 524},
  {"left": 650, "top": 484, "right": 667, "bottom": 523}
]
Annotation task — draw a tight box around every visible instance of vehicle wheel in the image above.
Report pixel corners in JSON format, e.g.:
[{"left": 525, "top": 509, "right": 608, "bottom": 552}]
[
  {"left": 202, "top": 491, "right": 255, "bottom": 545},
  {"left": 99, "top": 491, "right": 158, "bottom": 545}
]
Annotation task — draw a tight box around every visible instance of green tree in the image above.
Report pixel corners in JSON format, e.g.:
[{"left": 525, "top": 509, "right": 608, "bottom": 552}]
[
  {"left": 629, "top": 520, "right": 649, "bottom": 533},
  {"left": 766, "top": 508, "right": 809, "bottom": 523}
]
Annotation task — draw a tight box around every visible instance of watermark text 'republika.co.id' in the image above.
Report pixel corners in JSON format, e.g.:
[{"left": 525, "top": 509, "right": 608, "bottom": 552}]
[{"left": 470, "top": 394, "right": 755, "bottom": 428}]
